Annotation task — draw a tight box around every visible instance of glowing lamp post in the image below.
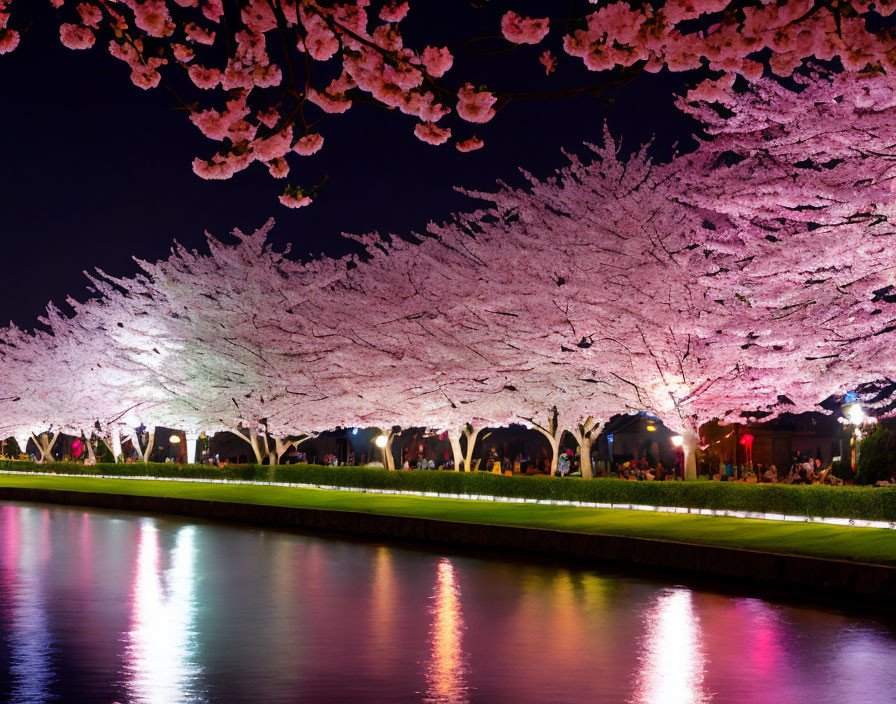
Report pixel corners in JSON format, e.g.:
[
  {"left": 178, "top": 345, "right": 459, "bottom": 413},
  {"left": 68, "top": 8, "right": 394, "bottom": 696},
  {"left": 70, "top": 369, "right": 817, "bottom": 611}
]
[
  {"left": 671, "top": 434, "right": 698, "bottom": 480},
  {"left": 375, "top": 433, "right": 392, "bottom": 469},
  {"left": 842, "top": 399, "right": 872, "bottom": 470}
]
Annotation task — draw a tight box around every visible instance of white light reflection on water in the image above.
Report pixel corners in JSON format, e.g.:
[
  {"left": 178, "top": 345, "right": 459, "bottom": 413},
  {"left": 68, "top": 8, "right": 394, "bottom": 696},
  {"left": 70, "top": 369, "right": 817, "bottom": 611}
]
[
  {"left": 5, "top": 507, "right": 54, "bottom": 704},
  {"left": 424, "top": 558, "right": 469, "bottom": 704},
  {"left": 632, "top": 588, "right": 711, "bottom": 704},
  {"left": 123, "top": 520, "right": 204, "bottom": 704}
]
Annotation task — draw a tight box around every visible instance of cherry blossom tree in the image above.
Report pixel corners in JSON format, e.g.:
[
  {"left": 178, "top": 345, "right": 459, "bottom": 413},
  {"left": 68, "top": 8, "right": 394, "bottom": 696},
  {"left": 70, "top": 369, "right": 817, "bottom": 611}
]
[{"left": 3, "top": 61, "right": 896, "bottom": 475}]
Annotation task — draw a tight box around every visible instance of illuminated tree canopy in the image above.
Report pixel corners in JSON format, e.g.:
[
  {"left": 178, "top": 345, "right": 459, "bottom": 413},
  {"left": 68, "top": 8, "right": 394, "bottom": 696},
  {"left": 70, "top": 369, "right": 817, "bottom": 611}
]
[
  {"left": 2, "top": 63, "right": 895, "bottom": 474},
  {"left": 2, "top": 3, "right": 896, "bottom": 474}
]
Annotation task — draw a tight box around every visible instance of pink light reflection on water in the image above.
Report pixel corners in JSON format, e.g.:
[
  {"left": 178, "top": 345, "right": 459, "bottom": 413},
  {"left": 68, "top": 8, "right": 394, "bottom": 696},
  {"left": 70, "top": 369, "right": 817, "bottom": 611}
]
[
  {"left": 631, "top": 588, "right": 711, "bottom": 704},
  {"left": 424, "top": 558, "right": 469, "bottom": 704},
  {"left": 123, "top": 519, "right": 203, "bottom": 704}
]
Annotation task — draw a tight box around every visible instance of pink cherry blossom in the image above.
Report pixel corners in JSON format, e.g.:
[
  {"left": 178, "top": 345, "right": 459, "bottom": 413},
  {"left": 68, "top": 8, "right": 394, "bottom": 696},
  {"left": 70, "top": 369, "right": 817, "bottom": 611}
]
[
  {"left": 76, "top": 3, "right": 103, "bottom": 28},
  {"left": 0, "top": 28, "right": 18, "bottom": 54},
  {"left": 278, "top": 191, "right": 313, "bottom": 208},
  {"left": 129, "top": 0, "right": 174, "bottom": 38},
  {"left": 421, "top": 45, "right": 453, "bottom": 77},
  {"left": 59, "top": 23, "right": 95, "bottom": 50},
  {"left": 307, "top": 87, "right": 352, "bottom": 114},
  {"left": 414, "top": 121, "right": 451, "bottom": 145},
  {"left": 4, "top": 0, "right": 895, "bottom": 211},
  {"left": 267, "top": 157, "right": 289, "bottom": 178},
  {"left": 293, "top": 133, "right": 325, "bottom": 156},
  {"left": 251, "top": 127, "right": 293, "bottom": 162},
  {"left": 456, "top": 136, "right": 484, "bottom": 152},
  {"left": 379, "top": 1, "right": 410, "bottom": 22},
  {"left": 500, "top": 11, "right": 550, "bottom": 44},
  {"left": 456, "top": 83, "right": 496, "bottom": 124},
  {"left": 185, "top": 22, "right": 215, "bottom": 45},
  {"left": 539, "top": 50, "right": 557, "bottom": 74},
  {"left": 187, "top": 65, "right": 221, "bottom": 89},
  {"left": 172, "top": 43, "right": 195, "bottom": 62}
]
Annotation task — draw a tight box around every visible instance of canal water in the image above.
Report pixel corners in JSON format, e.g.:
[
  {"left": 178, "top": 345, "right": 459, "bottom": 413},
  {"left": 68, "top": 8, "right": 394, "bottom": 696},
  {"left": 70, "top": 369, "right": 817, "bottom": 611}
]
[{"left": 1, "top": 502, "right": 895, "bottom": 704}]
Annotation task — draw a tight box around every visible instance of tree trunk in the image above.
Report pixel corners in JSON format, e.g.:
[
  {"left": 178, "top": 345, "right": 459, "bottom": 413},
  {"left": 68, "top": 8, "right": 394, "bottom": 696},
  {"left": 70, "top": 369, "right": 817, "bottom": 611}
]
[
  {"left": 531, "top": 409, "right": 564, "bottom": 476},
  {"left": 571, "top": 418, "right": 602, "bottom": 479},
  {"left": 378, "top": 429, "right": 397, "bottom": 470},
  {"left": 683, "top": 432, "right": 699, "bottom": 480},
  {"left": 185, "top": 433, "right": 199, "bottom": 464},
  {"left": 102, "top": 426, "right": 123, "bottom": 463},
  {"left": 84, "top": 434, "right": 96, "bottom": 464},
  {"left": 142, "top": 427, "right": 156, "bottom": 464},
  {"left": 448, "top": 424, "right": 480, "bottom": 472},
  {"left": 232, "top": 426, "right": 264, "bottom": 464},
  {"left": 448, "top": 429, "right": 464, "bottom": 471},
  {"left": 31, "top": 432, "right": 58, "bottom": 463},
  {"left": 127, "top": 431, "right": 145, "bottom": 462},
  {"left": 579, "top": 436, "right": 594, "bottom": 478},
  {"left": 463, "top": 425, "right": 481, "bottom": 472}
]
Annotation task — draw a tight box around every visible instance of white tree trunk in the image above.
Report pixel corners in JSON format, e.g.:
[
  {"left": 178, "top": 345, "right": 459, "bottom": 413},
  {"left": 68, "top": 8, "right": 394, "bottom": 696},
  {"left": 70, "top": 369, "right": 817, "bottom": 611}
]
[
  {"left": 31, "top": 432, "right": 58, "bottom": 463},
  {"left": 378, "top": 429, "right": 397, "bottom": 470},
  {"left": 579, "top": 436, "right": 594, "bottom": 478},
  {"left": 448, "top": 429, "right": 464, "bottom": 471},
  {"left": 84, "top": 434, "right": 96, "bottom": 464},
  {"left": 127, "top": 431, "right": 145, "bottom": 462},
  {"left": 448, "top": 425, "right": 480, "bottom": 472},
  {"left": 143, "top": 427, "right": 156, "bottom": 464},
  {"left": 102, "top": 426, "right": 123, "bottom": 463},
  {"left": 232, "top": 426, "right": 264, "bottom": 464},
  {"left": 683, "top": 432, "right": 699, "bottom": 480},
  {"left": 185, "top": 432, "right": 199, "bottom": 464},
  {"left": 538, "top": 432, "right": 561, "bottom": 476},
  {"left": 463, "top": 425, "right": 481, "bottom": 472},
  {"left": 532, "top": 410, "right": 564, "bottom": 476}
]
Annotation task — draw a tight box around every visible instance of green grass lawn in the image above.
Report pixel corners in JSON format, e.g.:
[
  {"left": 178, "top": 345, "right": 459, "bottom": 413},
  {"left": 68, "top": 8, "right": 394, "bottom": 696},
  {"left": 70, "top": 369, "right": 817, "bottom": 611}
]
[{"left": 2, "top": 472, "right": 895, "bottom": 566}]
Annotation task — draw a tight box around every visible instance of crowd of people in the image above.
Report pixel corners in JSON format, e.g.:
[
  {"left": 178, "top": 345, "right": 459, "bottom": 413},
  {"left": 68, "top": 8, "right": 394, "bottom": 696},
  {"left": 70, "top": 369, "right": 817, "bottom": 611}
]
[
  {"left": 1, "top": 438, "right": 855, "bottom": 486},
  {"left": 706, "top": 452, "right": 845, "bottom": 485}
]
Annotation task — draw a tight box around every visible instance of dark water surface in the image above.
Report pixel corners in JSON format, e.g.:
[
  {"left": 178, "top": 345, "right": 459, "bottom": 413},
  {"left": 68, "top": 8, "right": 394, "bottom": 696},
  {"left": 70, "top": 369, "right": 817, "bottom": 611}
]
[{"left": 1, "top": 502, "right": 895, "bottom": 704}]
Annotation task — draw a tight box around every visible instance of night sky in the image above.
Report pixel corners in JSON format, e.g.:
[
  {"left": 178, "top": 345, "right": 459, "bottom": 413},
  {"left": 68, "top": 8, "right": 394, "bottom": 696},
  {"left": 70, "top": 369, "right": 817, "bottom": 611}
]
[{"left": 1, "top": 2, "right": 697, "bottom": 329}]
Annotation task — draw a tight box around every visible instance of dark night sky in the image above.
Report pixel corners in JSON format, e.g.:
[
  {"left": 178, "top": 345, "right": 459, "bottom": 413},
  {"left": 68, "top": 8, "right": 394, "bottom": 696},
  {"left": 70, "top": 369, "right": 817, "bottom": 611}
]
[{"left": 1, "top": 3, "right": 697, "bottom": 329}]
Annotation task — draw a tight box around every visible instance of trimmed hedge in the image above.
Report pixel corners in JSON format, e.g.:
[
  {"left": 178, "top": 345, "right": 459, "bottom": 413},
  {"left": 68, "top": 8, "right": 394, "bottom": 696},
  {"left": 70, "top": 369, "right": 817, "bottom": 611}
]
[{"left": 2, "top": 459, "right": 896, "bottom": 522}]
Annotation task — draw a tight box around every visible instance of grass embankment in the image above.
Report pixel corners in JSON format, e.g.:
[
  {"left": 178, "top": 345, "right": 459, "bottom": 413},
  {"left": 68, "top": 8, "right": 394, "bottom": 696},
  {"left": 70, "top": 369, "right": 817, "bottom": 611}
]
[
  {"left": 1, "top": 473, "right": 895, "bottom": 566},
  {"left": 3, "top": 459, "right": 896, "bottom": 521}
]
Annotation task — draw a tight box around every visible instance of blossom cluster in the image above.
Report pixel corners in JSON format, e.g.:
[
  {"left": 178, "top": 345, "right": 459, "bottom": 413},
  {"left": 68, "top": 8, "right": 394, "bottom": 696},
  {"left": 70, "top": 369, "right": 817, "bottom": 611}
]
[{"left": 3, "top": 1, "right": 893, "bottom": 205}]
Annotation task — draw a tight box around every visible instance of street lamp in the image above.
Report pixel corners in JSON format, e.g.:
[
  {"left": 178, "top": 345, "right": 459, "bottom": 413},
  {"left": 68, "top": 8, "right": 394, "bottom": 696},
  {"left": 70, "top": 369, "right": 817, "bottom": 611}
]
[
  {"left": 844, "top": 403, "right": 866, "bottom": 426},
  {"left": 374, "top": 435, "right": 388, "bottom": 448}
]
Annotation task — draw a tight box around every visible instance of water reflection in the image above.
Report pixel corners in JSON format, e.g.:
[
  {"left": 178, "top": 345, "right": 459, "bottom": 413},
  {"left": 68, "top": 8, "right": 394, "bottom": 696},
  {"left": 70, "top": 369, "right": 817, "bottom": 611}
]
[
  {"left": 2, "top": 503, "right": 896, "bottom": 703},
  {"left": 632, "top": 588, "right": 710, "bottom": 704},
  {"left": 4, "top": 506, "right": 54, "bottom": 704},
  {"left": 424, "top": 558, "right": 469, "bottom": 704},
  {"left": 124, "top": 520, "right": 203, "bottom": 704}
]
